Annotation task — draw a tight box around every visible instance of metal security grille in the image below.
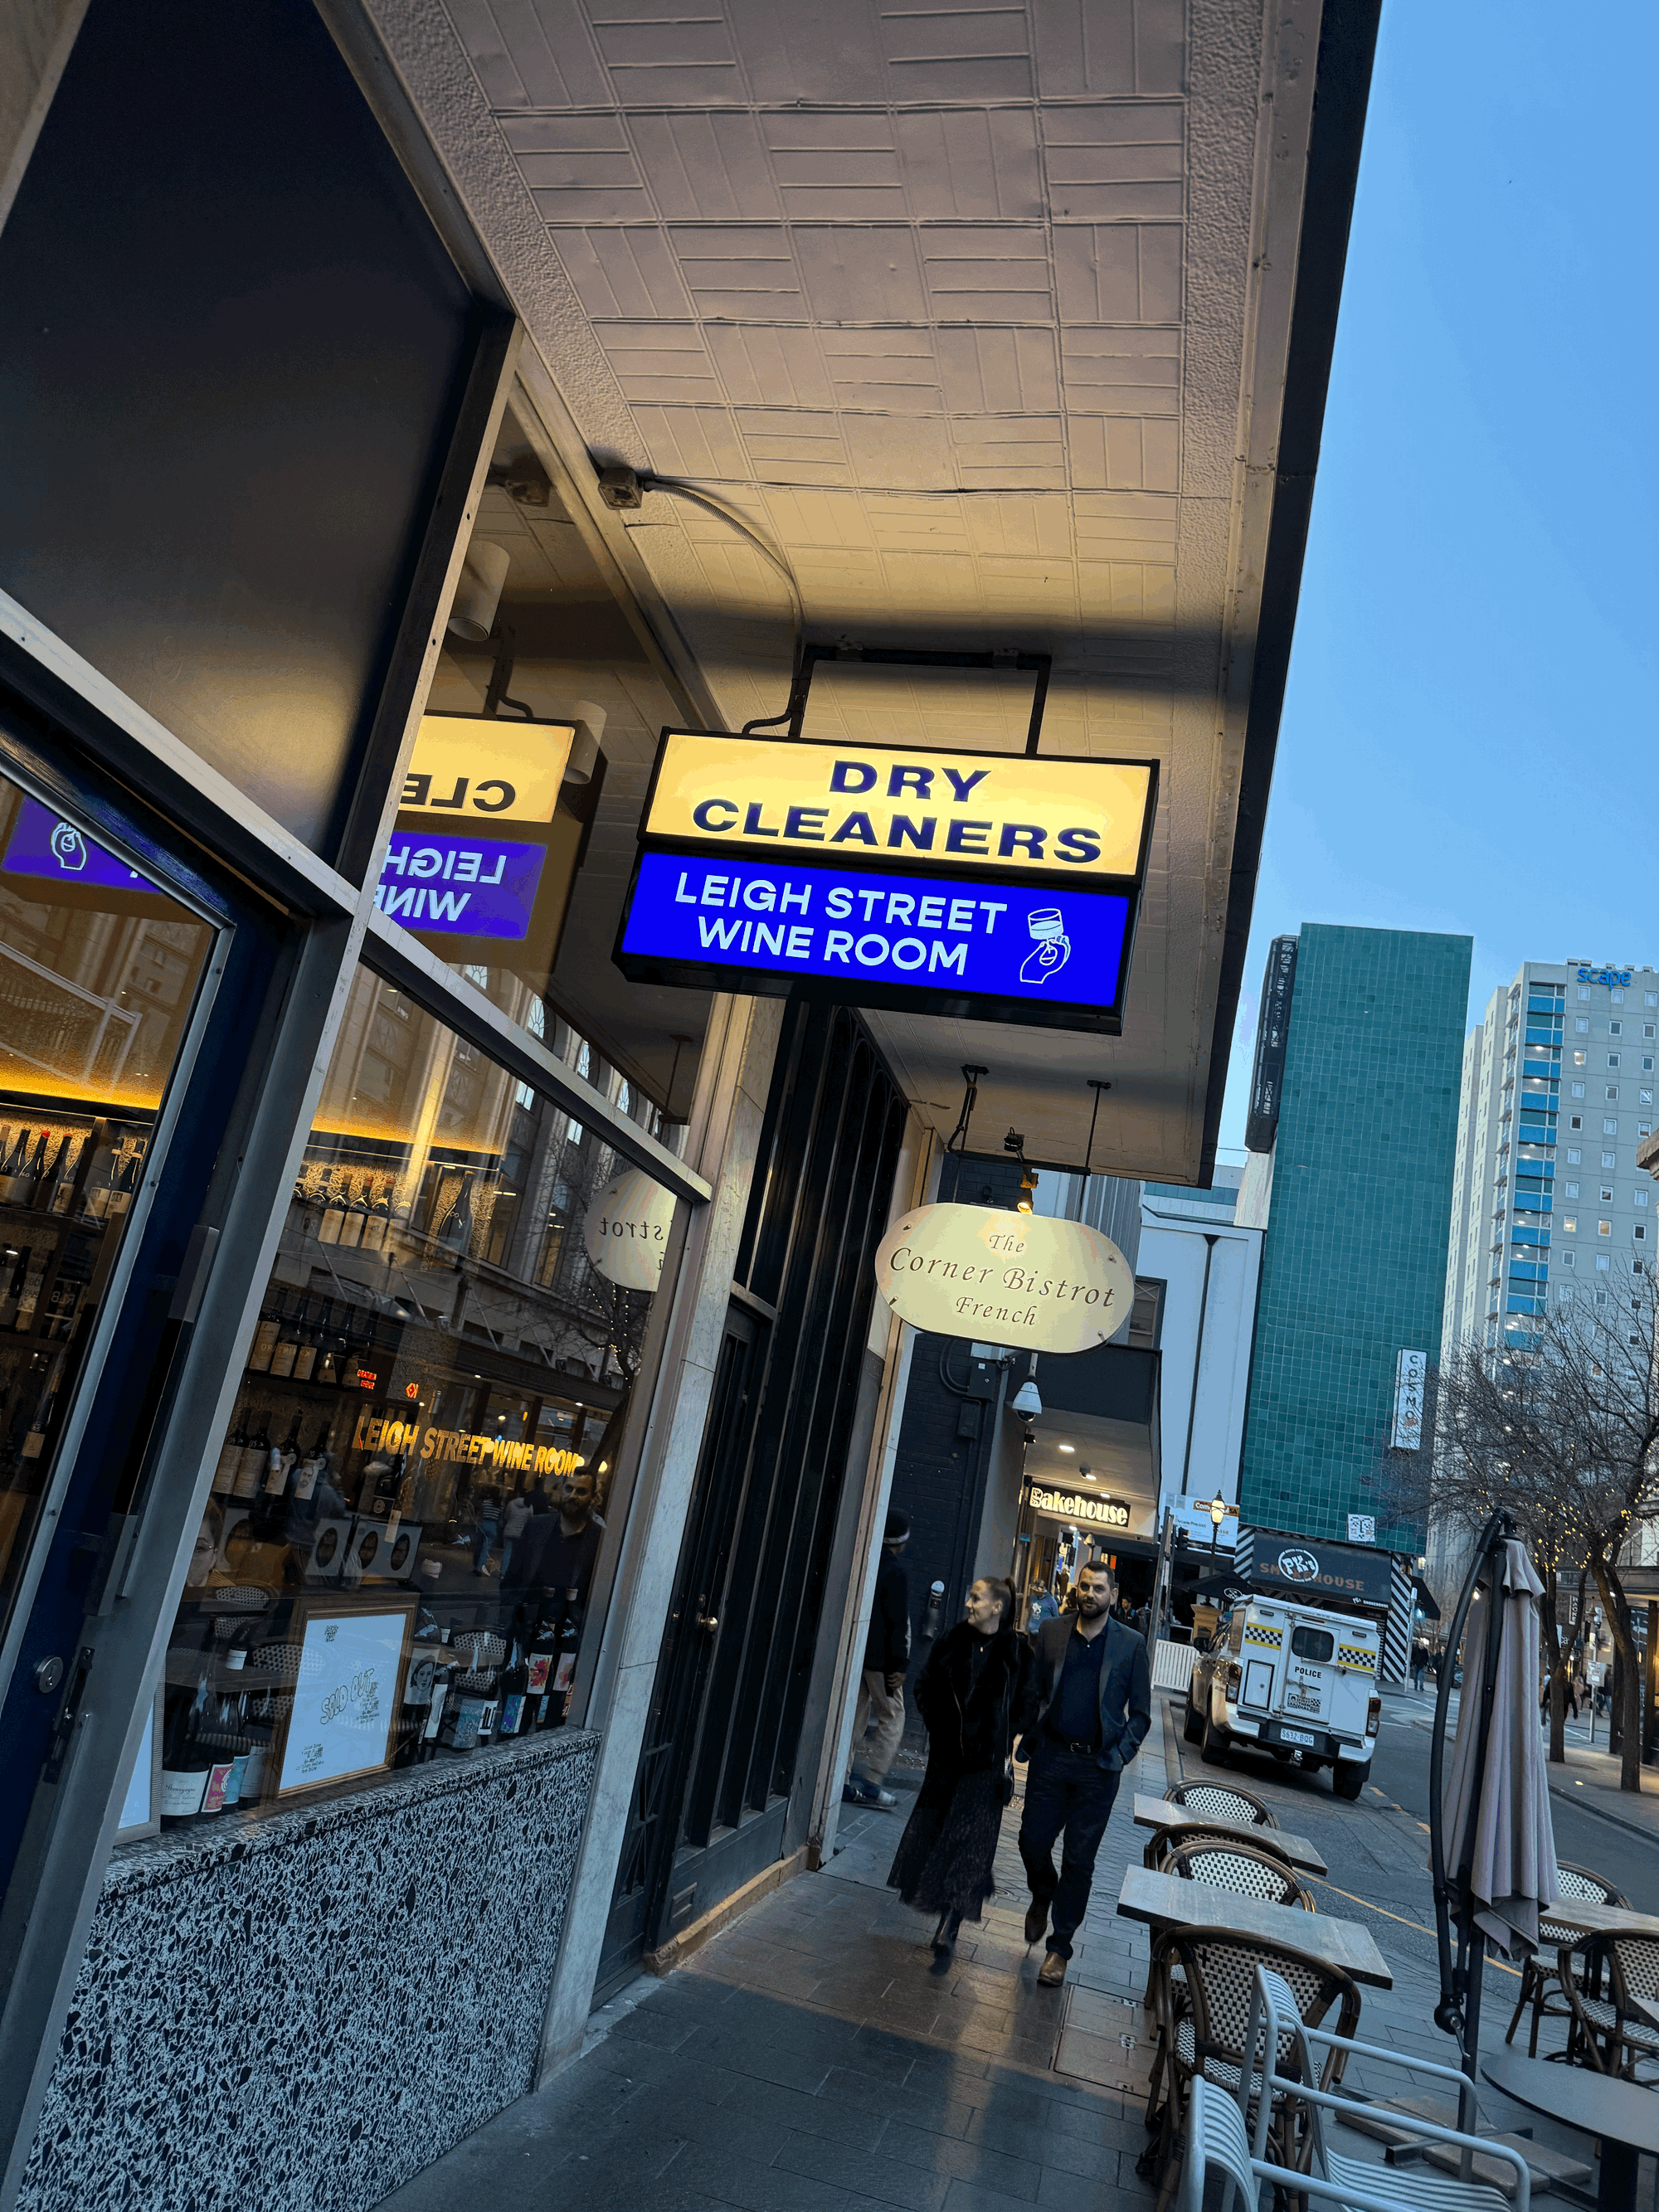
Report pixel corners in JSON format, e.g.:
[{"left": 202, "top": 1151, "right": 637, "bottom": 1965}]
[{"left": 597, "top": 1000, "right": 906, "bottom": 1994}]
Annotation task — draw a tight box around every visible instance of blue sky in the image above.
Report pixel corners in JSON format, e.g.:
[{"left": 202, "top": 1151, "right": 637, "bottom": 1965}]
[{"left": 1215, "top": 0, "right": 1658, "bottom": 1156}]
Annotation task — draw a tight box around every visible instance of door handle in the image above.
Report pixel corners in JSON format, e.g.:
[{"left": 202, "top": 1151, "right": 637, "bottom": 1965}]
[{"left": 696, "top": 1612, "right": 719, "bottom": 1633}]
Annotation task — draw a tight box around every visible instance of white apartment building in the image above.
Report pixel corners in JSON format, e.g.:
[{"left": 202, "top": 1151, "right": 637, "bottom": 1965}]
[{"left": 1442, "top": 960, "right": 1659, "bottom": 1362}]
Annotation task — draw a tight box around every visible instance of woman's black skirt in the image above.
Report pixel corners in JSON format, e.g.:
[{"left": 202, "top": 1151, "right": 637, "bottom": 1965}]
[{"left": 887, "top": 1764, "right": 1005, "bottom": 1922}]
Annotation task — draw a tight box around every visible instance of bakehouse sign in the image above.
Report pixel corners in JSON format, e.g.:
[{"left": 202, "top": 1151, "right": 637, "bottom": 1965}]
[
  {"left": 614, "top": 731, "right": 1157, "bottom": 1033},
  {"left": 1024, "top": 1485, "right": 1131, "bottom": 1531}
]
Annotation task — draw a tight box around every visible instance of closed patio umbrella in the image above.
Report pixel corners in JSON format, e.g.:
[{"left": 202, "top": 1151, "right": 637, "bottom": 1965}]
[
  {"left": 1432, "top": 1514, "right": 1563, "bottom": 2132},
  {"left": 1441, "top": 1536, "right": 1559, "bottom": 1960}
]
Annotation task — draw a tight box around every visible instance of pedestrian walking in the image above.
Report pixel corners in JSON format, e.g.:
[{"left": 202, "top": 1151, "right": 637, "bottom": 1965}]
[
  {"left": 499, "top": 1490, "right": 533, "bottom": 1581},
  {"left": 1411, "top": 1639, "right": 1428, "bottom": 1694},
  {"left": 1018, "top": 1558, "right": 1151, "bottom": 1988},
  {"left": 844, "top": 1507, "right": 912, "bottom": 1808},
  {"left": 888, "top": 1576, "right": 1035, "bottom": 1970},
  {"left": 470, "top": 1490, "right": 500, "bottom": 1575}
]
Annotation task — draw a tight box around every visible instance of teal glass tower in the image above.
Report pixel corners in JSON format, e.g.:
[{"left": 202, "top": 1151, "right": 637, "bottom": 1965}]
[{"left": 1238, "top": 924, "right": 1472, "bottom": 1549}]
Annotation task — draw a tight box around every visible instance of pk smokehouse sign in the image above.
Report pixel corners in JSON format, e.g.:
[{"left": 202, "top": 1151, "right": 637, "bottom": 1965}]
[{"left": 615, "top": 731, "right": 1156, "bottom": 1033}]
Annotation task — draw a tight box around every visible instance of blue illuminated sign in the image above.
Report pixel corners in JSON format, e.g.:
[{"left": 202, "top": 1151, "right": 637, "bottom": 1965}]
[
  {"left": 617, "top": 852, "right": 1131, "bottom": 1025},
  {"left": 1577, "top": 967, "right": 1633, "bottom": 987},
  {"left": 2, "top": 799, "right": 161, "bottom": 893},
  {"left": 374, "top": 833, "right": 546, "bottom": 941}
]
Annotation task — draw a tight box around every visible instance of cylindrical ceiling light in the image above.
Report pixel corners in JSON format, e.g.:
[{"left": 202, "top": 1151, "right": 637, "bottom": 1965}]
[
  {"left": 447, "top": 539, "right": 512, "bottom": 643},
  {"left": 565, "top": 698, "right": 608, "bottom": 785}
]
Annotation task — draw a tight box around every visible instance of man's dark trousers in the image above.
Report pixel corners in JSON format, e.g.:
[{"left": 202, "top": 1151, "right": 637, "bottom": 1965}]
[{"left": 1018, "top": 1741, "right": 1121, "bottom": 1958}]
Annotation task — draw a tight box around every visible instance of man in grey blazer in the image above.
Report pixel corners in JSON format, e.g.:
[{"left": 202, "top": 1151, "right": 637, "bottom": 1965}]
[{"left": 1017, "top": 1559, "right": 1151, "bottom": 1986}]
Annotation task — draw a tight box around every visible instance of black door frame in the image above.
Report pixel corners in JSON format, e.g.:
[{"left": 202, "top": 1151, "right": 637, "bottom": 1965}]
[{"left": 597, "top": 1001, "right": 907, "bottom": 1994}]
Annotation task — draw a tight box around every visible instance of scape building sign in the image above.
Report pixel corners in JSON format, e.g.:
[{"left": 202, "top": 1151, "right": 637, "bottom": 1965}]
[{"left": 614, "top": 731, "right": 1156, "bottom": 1033}]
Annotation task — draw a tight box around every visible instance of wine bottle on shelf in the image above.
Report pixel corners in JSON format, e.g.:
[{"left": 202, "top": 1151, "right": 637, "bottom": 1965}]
[
  {"left": 264, "top": 1412, "right": 303, "bottom": 1497},
  {"left": 211, "top": 1412, "right": 246, "bottom": 1497},
  {"left": 290, "top": 1424, "right": 329, "bottom": 1502},
  {"left": 0, "top": 1247, "right": 27, "bottom": 1329},
  {"left": 24, "top": 1130, "right": 51, "bottom": 1196},
  {"left": 232, "top": 1412, "right": 269, "bottom": 1502},
  {"left": 360, "top": 1182, "right": 392, "bottom": 1253},
  {"left": 317, "top": 1175, "right": 347, "bottom": 1245},
  {"left": 5, "top": 1132, "right": 42, "bottom": 1207},
  {"left": 336, "top": 1179, "right": 367, "bottom": 1250},
  {"left": 496, "top": 1646, "right": 530, "bottom": 1738},
  {"left": 246, "top": 1295, "right": 281, "bottom": 1373},
  {"left": 106, "top": 1143, "right": 142, "bottom": 1218},
  {"left": 13, "top": 1254, "right": 47, "bottom": 1332},
  {"left": 291, "top": 1308, "right": 319, "bottom": 1383},
  {"left": 268, "top": 1299, "right": 302, "bottom": 1379},
  {"left": 45, "top": 1133, "right": 78, "bottom": 1214},
  {"left": 197, "top": 1687, "right": 246, "bottom": 1815},
  {"left": 158, "top": 1675, "right": 216, "bottom": 1826}
]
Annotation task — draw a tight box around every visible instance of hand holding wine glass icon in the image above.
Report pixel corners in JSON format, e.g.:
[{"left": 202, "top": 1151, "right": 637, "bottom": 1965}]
[{"left": 1019, "top": 907, "right": 1071, "bottom": 985}]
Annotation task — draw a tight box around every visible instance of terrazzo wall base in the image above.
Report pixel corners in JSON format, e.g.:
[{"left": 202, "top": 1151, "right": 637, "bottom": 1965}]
[{"left": 18, "top": 1729, "right": 599, "bottom": 2212}]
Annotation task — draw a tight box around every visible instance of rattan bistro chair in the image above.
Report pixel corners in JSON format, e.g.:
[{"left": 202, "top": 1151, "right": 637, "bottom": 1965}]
[
  {"left": 1558, "top": 1933, "right": 1659, "bottom": 2081},
  {"left": 1141, "top": 1835, "right": 1314, "bottom": 2006},
  {"left": 1504, "top": 1861, "right": 1628, "bottom": 2055},
  {"left": 1143, "top": 1821, "right": 1300, "bottom": 1874},
  {"left": 1139, "top": 1926, "right": 1360, "bottom": 2204},
  {"left": 1163, "top": 1838, "right": 1316, "bottom": 1912},
  {"left": 1164, "top": 1779, "right": 1279, "bottom": 1829}
]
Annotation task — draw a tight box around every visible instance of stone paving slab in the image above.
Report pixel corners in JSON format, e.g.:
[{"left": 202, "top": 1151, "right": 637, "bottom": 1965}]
[{"left": 378, "top": 1686, "right": 1654, "bottom": 2212}]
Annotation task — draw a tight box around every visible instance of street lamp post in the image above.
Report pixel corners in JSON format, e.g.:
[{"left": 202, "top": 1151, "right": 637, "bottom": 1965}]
[{"left": 1207, "top": 1490, "right": 1228, "bottom": 1561}]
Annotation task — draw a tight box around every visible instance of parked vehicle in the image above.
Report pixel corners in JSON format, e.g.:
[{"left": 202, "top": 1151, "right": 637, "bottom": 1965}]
[{"left": 1184, "top": 1593, "right": 1382, "bottom": 1799}]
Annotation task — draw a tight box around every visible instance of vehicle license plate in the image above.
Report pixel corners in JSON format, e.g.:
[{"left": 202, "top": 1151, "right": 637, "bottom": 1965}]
[{"left": 1280, "top": 1727, "right": 1316, "bottom": 1748}]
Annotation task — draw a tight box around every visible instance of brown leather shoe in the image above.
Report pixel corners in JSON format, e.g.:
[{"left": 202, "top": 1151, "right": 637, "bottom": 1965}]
[
  {"left": 1024, "top": 1898, "right": 1048, "bottom": 1945},
  {"left": 1038, "top": 1951, "right": 1066, "bottom": 1988}
]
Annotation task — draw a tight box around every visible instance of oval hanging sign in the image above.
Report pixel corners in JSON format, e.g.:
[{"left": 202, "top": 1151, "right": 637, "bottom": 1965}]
[
  {"left": 583, "top": 1168, "right": 674, "bottom": 1290},
  {"left": 873, "top": 1203, "right": 1132, "bottom": 1353}
]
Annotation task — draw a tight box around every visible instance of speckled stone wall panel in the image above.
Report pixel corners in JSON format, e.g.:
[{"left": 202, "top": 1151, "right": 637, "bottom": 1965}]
[{"left": 17, "top": 1730, "right": 599, "bottom": 2212}]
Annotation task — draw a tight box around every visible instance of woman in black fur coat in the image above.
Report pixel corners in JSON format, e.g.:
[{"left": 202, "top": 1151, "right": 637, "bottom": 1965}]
[{"left": 888, "top": 1576, "right": 1036, "bottom": 1965}]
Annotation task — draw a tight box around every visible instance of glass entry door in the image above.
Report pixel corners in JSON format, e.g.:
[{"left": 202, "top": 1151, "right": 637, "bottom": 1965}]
[{"left": 0, "top": 769, "right": 216, "bottom": 1646}]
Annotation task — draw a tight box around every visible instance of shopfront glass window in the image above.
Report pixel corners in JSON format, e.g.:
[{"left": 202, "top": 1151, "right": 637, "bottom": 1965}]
[
  {"left": 0, "top": 769, "right": 214, "bottom": 1636},
  {"left": 158, "top": 963, "right": 677, "bottom": 1831}
]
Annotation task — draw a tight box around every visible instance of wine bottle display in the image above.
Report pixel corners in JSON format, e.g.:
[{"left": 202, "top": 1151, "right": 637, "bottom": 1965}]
[
  {"left": 317, "top": 1178, "right": 347, "bottom": 1244},
  {"left": 158, "top": 1678, "right": 215, "bottom": 1826},
  {"left": 361, "top": 1184, "right": 392, "bottom": 1252},
  {"left": 268, "top": 1301, "right": 301, "bottom": 1378},
  {"left": 212, "top": 1417, "right": 246, "bottom": 1496},
  {"left": 246, "top": 1300, "right": 280, "bottom": 1373},
  {"left": 232, "top": 1414, "right": 269, "bottom": 1501}
]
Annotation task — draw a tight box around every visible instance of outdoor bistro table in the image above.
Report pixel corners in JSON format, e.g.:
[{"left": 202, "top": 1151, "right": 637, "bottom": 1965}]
[
  {"left": 1131, "top": 1794, "right": 1328, "bottom": 1875},
  {"left": 1116, "top": 1865, "right": 1392, "bottom": 1987},
  {"left": 1483, "top": 2048, "right": 1659, "bottom": 2211},
  {"left": 1536, "top": 1898, "right": 1659, "bottom": 1945}
]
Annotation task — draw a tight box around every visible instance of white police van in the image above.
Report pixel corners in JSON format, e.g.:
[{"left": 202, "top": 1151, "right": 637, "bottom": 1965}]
[{"left": 1184, "top": 1592, "right": 1382, "bottom": 1800}]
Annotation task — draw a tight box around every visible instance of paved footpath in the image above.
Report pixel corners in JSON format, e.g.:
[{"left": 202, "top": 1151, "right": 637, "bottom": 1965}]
[{"left": 378, "top": 1699, "right": 1641, "bottom": 2212}]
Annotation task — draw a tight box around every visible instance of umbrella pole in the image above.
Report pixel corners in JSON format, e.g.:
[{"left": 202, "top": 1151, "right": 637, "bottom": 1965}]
[{"left": 1430, "top": 1509, "right": 1514, "bottom": 2093}]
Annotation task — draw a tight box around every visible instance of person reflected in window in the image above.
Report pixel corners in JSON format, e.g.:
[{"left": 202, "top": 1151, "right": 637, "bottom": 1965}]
[
  {"left": 503, "top": 1466, "right": 602, "bottom": 1605},
  {"left": 471, "top": 1490, "right": 500, "bottom": 1576},
  {"left": 499, "top": 1489, "right": 533, "bottom": 1581}
]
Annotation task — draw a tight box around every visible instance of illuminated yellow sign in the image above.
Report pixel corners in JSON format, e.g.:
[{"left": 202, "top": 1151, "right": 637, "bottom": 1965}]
[
  {"left": 401, "top": 714, "right": 574, "bottom": 824},
  {"left": 645, "top": 733, "right": 1154, "bottom": 882}
]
